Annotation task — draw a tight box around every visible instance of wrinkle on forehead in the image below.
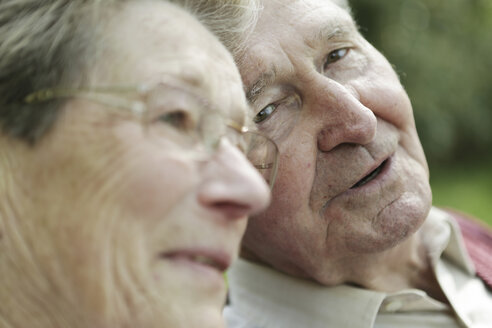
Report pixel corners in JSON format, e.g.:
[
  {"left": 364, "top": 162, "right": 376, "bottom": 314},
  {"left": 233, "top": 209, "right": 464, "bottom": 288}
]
[
  {"left": 109, "top": 2, "right": 246, "bottom": 122},
  {"left": 260, "top": 0, "right": 355, "bottom": 36}
]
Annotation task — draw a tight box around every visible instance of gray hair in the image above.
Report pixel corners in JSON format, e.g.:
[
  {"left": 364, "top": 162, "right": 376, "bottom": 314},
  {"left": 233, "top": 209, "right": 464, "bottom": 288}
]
[
  {"left": 0, "top": 0, "right": 258, "bottom": 144},
  {"left": 171, "top": 0, "right": 261, "bottom": 59},
  {"left": 0, "top": 1, "right": 110, "bottom": 144}
]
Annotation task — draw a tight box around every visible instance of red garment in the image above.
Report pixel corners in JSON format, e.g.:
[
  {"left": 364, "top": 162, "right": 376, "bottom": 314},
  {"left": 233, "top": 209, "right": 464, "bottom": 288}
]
[{"left": 445, "top": 209, "right": 492, "bottom": 290}]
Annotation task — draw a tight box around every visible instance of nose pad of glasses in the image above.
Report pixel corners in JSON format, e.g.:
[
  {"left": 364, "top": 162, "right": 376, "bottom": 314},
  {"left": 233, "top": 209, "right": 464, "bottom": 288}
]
[
  {"left": 203, "top": 118, "right": 278, "bottom": 189},
  {"left": 240, "top": 131, "right": 279, "bottom": 189}
]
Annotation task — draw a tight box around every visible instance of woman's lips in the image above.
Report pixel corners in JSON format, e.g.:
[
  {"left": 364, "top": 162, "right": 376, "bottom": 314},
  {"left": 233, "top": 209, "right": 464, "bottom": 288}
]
[
  {"left": 156, "top": 249, "right": 231, "bottom": 291},
  {"left": 350, "top": 159, "right": 388, "bottom": 189},
  {"left": 160, "top": 249, "right": 230, "bottom": 273}
]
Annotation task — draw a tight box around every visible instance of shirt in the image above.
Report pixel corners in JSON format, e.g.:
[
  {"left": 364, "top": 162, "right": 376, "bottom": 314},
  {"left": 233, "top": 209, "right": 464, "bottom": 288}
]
[{"left": 224, "top": 207, "right": 492, "bottom": 328}]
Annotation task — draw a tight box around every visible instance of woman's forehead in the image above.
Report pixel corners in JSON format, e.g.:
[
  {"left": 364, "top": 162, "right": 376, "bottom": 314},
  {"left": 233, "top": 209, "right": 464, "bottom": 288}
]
[{"left": 97, "top": 1, "right": 248, "bottom": 122}]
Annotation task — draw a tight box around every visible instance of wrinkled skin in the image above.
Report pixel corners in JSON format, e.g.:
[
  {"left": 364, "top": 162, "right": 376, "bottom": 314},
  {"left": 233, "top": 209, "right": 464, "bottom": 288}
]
[
  {"left": 238, "top": 0, "right": 432, "bottom": 288},
  {"left": 0, "top": 2, "right": 270, "bottom": 328}
]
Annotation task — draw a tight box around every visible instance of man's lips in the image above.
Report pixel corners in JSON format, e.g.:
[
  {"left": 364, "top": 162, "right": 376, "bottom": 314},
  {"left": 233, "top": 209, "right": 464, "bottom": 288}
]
[
  {"left": 160, "top": 249, "right": 230, "bottom": 272},
  {"left": 350, "top": 159, "right": 389, "bottom": 189}
]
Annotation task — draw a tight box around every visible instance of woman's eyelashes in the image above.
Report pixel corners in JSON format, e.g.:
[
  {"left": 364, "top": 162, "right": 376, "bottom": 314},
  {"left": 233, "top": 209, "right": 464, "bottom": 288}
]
[
  {"left": 155, "top": 109, "right": 195, "bottom": 132},
  {"left": 158, "top": 110, "right": 188, "bottom": 129}
]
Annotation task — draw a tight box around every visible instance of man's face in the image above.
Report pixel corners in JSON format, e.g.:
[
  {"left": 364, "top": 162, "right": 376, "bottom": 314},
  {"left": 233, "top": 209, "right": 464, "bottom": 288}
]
[{"left": 239, "top": 0, "right": 432, "bottom": 284}]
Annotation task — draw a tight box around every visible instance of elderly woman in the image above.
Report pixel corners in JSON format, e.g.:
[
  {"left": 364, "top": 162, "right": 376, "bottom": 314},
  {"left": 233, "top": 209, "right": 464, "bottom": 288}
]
[{"left": 0, "top": 1, "right": 277, "bottom": 327}]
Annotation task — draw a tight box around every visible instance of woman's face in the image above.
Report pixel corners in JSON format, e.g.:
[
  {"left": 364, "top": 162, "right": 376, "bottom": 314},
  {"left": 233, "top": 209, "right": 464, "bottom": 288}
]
[{"left": 6, "top": 2, "right": 270, "bottom": 328}]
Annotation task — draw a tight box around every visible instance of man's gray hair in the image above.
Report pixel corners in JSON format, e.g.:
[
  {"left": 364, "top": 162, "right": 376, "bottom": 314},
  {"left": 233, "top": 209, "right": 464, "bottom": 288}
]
[{"left": 171, "top": 0, "right": 261, "bottom": 59}]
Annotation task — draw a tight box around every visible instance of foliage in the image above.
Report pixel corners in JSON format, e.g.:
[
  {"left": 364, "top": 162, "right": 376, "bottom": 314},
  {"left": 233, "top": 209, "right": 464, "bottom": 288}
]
[
  {"left": 350, "top": 0, "right": 492, "bottom": 165},
  {"left": 430, "top": 160, "right": 492, "bottom": 226}
]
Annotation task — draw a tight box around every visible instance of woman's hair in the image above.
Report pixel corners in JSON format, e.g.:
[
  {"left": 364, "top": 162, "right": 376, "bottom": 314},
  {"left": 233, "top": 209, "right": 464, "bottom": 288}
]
[{"left": 0, "top": 0, "right": 110, "bottom": 144}]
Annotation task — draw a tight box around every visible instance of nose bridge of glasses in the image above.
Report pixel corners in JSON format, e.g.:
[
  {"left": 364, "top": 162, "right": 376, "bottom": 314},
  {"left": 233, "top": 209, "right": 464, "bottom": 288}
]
[
  {"left": 142, "top": 87, "right": 279, "bottom": 188},
  {"left": 196, "top": 117, "right": 279, "bottom": 189}
]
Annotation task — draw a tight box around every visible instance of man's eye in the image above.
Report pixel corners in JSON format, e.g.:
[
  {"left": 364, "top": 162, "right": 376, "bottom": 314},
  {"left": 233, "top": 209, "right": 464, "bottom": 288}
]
[
  {"left": 324, "top": 48, "right": 349, "bottom": 69},
  {"left": 157, "top": 110, "right": 191, "bottom": 130},
  {"left": 253, "top": 104, "right": 277, "bottom": 123}
]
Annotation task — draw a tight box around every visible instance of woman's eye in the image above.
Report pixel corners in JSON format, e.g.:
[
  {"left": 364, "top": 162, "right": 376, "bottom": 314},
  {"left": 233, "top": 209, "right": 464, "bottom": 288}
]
[
  {"left": 324, "top": 48, "right": 349, "bottom": 69},
  {"left": 157, "top": 110, "right": 191, "bottom": 130},
  {"left": 253, "top": 104, "right": 277, "bottom": 124}
]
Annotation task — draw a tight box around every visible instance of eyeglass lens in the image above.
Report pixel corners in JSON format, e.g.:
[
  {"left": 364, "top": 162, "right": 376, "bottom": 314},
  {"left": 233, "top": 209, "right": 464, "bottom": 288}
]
[{"left": 141, "top": 83, "right": 278, "bottom": 188}]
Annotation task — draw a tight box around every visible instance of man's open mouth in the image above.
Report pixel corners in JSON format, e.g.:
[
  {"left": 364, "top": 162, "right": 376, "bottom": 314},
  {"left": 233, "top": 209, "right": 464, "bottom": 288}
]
[{"left": 351, "top": 159, "right": 388, "bottom": 189}]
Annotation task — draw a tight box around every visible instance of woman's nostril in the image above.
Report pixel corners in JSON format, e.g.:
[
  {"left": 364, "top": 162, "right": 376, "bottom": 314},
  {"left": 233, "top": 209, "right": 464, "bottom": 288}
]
[{"left": 212, "top": 202, "right": 252, "bottom": 220}]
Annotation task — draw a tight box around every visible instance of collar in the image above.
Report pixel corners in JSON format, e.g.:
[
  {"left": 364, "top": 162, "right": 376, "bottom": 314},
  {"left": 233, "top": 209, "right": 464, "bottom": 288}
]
[
  {"left": 421, "top": 207, "right": 476, "bottom": 275},
  {"left": 227, "top": 258, "right": 386, "bottom": 328}
]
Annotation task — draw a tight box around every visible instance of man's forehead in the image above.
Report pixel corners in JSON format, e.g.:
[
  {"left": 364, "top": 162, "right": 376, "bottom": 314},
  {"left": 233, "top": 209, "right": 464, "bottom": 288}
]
[
  {"left": 294, "top": 0, "right": 354, "bottom": 30},
  {"left": 240, "top": 0, "right": 356, "bottom": 98},
  {"left": 248, "top": 0, "right": 356, "bottom": 56}
]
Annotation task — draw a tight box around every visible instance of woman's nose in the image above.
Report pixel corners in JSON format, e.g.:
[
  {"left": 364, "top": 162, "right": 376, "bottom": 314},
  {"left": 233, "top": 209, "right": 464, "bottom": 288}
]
[
  {"left": 313, "top": 80, "right": 377, "bottom": 152},
  {"left": 197, "top": 140, "right": 271, "bottom": 220}
]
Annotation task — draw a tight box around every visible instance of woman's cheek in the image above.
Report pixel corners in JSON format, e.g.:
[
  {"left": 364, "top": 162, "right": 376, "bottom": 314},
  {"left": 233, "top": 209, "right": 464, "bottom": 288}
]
[
  {"left": 112, "top": 122, "right": 197, "bottom": 221},
  {"left": 119, "top": 155, "right": 196, "bottom": 221}
]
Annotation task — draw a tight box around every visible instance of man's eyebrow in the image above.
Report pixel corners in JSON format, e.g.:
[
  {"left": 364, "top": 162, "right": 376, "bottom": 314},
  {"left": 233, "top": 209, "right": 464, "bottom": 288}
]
[
  {"left": 314, "top": 25, "right": 350, "bottom": 43},
  {"left": 245, "top": 67, "right": 277, "bottom": 103}
]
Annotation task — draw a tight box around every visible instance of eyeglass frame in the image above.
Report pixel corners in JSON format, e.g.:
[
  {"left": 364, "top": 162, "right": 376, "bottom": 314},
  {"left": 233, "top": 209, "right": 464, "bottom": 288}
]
[{"left": 23, "top": 80, "right": 279, "bottom": 188}]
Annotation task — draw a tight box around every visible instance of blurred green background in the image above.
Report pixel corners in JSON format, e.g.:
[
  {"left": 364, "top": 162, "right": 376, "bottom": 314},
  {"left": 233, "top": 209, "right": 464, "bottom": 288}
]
[{"left": 350, "top": 0, "right": 492, "bottom": 226}]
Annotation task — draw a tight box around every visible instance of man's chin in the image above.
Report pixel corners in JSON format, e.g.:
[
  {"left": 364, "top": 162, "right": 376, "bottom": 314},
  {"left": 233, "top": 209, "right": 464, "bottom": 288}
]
[{"left": 348, "top": 193, "right": 431, "bottom": 254}]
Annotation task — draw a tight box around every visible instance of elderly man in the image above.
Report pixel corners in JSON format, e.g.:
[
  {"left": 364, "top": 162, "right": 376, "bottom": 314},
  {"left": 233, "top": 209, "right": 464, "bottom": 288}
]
[{"left": 195, "top": 0, "right": 492, "bottom": 327}]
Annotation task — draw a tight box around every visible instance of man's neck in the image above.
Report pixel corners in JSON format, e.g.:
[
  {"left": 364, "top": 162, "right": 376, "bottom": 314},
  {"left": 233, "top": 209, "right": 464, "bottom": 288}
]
[
  {"left": 241, "top": 228, "right": 447, "bottom": 302},
  {"left": 354, "top": 230, "right": 447, "bottom": 302}
]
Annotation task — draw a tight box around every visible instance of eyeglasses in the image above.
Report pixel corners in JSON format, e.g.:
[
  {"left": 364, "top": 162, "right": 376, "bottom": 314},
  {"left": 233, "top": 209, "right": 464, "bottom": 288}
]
[{"left": 24, "top": 81, "right": 279, "bottom": 188}]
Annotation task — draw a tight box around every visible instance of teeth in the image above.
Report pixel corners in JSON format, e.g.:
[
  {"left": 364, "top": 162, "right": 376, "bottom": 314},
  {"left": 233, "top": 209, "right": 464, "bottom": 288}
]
[
  {"left": 191, "top": 255, "right": 220, "bottom": 269},
  {"left": 193, "top": 255, "right": 213, "bottom": 265},
  {"left": 161, "top": 252, "right": 226, "bottom": 271}
]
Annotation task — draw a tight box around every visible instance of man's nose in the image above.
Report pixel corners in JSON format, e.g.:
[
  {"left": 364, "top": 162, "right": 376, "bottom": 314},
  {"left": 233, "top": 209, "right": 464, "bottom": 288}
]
[
  {"left": 311, "top": 78, "right": 377, "bottom": 152},
  {"left": 197, "top": 140, "right": 271, "bottom": 221}
]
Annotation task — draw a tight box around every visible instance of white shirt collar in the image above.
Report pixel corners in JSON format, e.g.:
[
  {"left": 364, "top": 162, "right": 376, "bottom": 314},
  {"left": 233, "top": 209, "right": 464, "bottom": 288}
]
[
  {"left": 227, "top": 258, "right": 386, "bottom": 328},
  {"left": 225, "top": 207, "right": 487, "bottom": 328}
]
